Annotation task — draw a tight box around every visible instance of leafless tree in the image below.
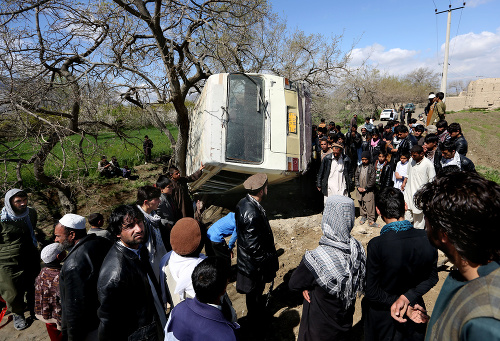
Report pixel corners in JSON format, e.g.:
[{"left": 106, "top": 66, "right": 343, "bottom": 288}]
[
  {"left": 104, "top": 1, "right": 354, "bottom": 173},
  {"left": 0, "top": 1, "right": 124, "bottom": 212}
]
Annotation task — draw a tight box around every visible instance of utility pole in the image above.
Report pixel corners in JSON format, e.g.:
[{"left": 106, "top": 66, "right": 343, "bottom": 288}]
[{"left": 436, "top": 2, "right": 465, "bottom": 99}]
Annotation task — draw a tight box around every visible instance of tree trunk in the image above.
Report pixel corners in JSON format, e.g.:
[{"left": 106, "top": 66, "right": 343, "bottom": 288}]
[
  {"left": 173, "top": 98, "right": 190, "bottom": 175},
  {"left": 32, "top": 132, "right": 77, "bottom": 213}
]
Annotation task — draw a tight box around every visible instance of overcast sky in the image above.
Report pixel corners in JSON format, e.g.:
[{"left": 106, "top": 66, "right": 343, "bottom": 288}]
[{"left": 272, "top": 0, "right": 500, "bottom": 83}]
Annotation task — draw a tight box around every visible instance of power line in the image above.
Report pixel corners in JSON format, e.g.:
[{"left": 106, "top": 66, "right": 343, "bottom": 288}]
[{"left": 449, "top": 6, "right": 464, "bottom": 64}]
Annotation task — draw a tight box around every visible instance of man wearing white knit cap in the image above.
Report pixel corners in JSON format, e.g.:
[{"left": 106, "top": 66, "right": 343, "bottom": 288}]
[{"left": 56, "top": 213, "right": 111, "bottom": 341}]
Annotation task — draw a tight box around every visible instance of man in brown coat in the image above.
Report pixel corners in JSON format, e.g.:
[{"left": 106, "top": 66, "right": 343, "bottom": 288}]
[
  {"left": 355, "top": 151, "right": 378, "bottom": 227},
  {"left": 168, "top": 164, "right": 204, "bottom": 218}
]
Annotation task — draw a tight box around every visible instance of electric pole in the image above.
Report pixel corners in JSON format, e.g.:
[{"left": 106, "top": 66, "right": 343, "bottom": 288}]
[{"left": 436, "top": 2, "right": 465, "bottom": 99}]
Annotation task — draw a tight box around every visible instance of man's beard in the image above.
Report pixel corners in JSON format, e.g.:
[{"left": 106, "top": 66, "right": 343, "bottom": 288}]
[
  {"left": 261, "top": 192, "right": 268, "bottom": 202},
  {"left": 60, "top": 239, "right": 74, "bottom": 251},
  {"left": 12, "top": 206, "right": 27, "bottom": 215}
]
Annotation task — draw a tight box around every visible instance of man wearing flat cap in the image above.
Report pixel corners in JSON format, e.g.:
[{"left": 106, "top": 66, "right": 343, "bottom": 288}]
[
  {"left": 56, "top": 213, "right": 111, "bottom": 341},
  {"left": 235, "top": 173, "right": 279, "bottom": 326}
]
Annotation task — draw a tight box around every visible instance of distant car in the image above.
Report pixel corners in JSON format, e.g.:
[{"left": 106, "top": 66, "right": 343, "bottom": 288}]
[
  {"left": 380, "top": 109, "right": 398, "bottom": 121},
  {"left": 405, "top": 103, "right": 416, "bottom": 114}
]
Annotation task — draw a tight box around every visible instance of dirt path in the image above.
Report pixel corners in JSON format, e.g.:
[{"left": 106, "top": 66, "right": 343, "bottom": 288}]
[{"left": 1, "top": 111, "right": 495, "bottom": 340}]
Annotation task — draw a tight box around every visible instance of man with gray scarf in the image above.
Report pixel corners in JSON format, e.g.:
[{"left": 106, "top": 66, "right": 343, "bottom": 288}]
[
  {"left": 289, "top": 195, "right": 366, "bottom": 340},
  {"left": 136, "top": 186, "right": 167, "bottom": 281},
  {"left": 0, "top": 189, "right": 40, "bottom": 330}
]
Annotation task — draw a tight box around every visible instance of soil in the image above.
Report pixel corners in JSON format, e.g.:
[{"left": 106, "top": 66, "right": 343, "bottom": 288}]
[{"left": 1, "top": 111, "right": 497, "bottom": 340}]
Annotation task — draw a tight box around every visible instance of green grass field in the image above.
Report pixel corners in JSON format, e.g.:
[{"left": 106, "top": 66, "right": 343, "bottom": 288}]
[{"left": 1, "top": 126, "right": 178, "bottom": 189}]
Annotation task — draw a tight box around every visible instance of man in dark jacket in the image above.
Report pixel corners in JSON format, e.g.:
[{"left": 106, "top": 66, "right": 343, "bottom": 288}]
[
  {"left": 168, "top": 164, "right": 204, "bottom": 218},
  {"left": 375, "top": 151, "right": 394, "bottom": 190},
  {"left": 235, "top": 173, "right": 278, "bottom": 326},
  {"left": 98, "top": 205, "right": 166, "bottom": 341},
  {"left": 156, "top": 175, "right": 181, "bottom": 251},
  {"left": 447, "top": 122, "right": 468, "bottom": 156},
  {"left": 143, "top": 135, "right": 154, "bottom": 163},
  {"left": 435, "top": 140, "right": 475, "bottom": 174},
  {"left": 56, "top": 214, "right": 112, "bottom": 341},
  {"left": 316, "top": 144, "right": 354, "bottom": 200},
  {"left": 392, "top": 125, "right": 416, "bottom": 163},
  {"left": 345, "top": 124, "right": 362, "bottom": 166},
  {"left": 363, "top": 187, "right": 438, "bottom": 341}
]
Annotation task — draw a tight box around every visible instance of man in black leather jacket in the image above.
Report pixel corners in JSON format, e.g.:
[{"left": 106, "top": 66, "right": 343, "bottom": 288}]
[
  {"left": 447, "top": 122, "right": 468, "bottom": 156},
  {"left": 55, "top": 214, "right": 112, "bottom": 341},
  {"left": 435, "top": 140, "right": 475, "bottom": 174},
  {"left": 97, "top": 205, "right": 166, "bottom": 341},
  {"left": 235, "top": 173, "right": 278, "bottom": 326},
  {"left": 392, "top": 125, "right": 416, "bottom": 164}
]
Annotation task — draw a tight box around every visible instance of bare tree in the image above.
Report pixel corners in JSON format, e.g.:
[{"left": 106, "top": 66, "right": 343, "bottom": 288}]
[
  {"left": 448, "top": 79, "right": 467, "bottom": 96},
  {"left": 0, "top": 1, "right": 120, "bottom": 212},
  {"left": 105, "top": 1, "right": 354, "bottom": 173},
  {"left": 333, "top": 65, "right": 440, "bottom": 120}
]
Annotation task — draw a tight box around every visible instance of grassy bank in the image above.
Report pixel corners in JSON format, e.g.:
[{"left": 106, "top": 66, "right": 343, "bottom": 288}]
[{"left": 1, "top": 126, "right": 177, "bottom": 190}]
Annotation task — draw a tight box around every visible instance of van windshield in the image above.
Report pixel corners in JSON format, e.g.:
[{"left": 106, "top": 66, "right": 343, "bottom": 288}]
[{"left": 225, "top": 74, "right": 265, "bottom": 163}]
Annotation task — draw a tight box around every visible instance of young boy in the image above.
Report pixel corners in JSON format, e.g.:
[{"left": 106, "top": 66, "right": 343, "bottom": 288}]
[
  {"left": 375, "top": 151, "right": 393, "bottom": 191},
  {"left": 35, "top": 243, "right": 67, "bottom": 341},
  {"left": 319, "top": 137, "right": 332, "bottom": 160},
  {"left": 393, "top": 153, "right": 410, "bottom": 191},
  {"left": 165, "top": 257, "right": 239, "bottom": 340},
  {"left": 87, "top": 213, "right": 113, "bottom": 240},
  {"left": 355, "top": 151, "right": 378, "bottom": 227}
]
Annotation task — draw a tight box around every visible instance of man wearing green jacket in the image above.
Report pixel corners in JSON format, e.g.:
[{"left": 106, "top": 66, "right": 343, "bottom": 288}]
[
  {"left": 0, "top": 189, "right": 40, "bottom": 330},
  {"left": 393, "top": 172, "right": 500, "bottom": 340}
]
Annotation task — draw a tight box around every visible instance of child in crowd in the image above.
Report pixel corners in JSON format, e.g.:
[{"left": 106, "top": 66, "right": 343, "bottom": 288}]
[
  {"left": 319, "top": 137, "right": 332, "bottom": 160},
  {"left": 355, "top": 151, "right": 378, "bottom": 227},
  {"left": 165, "top": 257, "right": 239, "bottom": 341},
  {"left": 34, "top": 243, "right": 66, "bottom": 341},
  {"left": 375, "top": 151, "right": 394, "bottom": 191},
  {"left": 87, "top": 213, "right": 113, "bottom": 240},
  {"left": 393, "top": 153, "right": 410, "bottom": 191}
]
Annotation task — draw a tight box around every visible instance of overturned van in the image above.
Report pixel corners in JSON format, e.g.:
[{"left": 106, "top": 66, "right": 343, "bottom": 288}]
[{"left": 186, "top": 73, "right": 312, "bottom": 194}]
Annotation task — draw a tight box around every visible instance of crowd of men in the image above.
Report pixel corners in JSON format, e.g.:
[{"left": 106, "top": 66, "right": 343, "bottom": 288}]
[
  {"left": 314, "top": 116, "right": 474, "bottom": 229},
  {"left": 1, "top": 109, "right": 499, "bottom": 340}
]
